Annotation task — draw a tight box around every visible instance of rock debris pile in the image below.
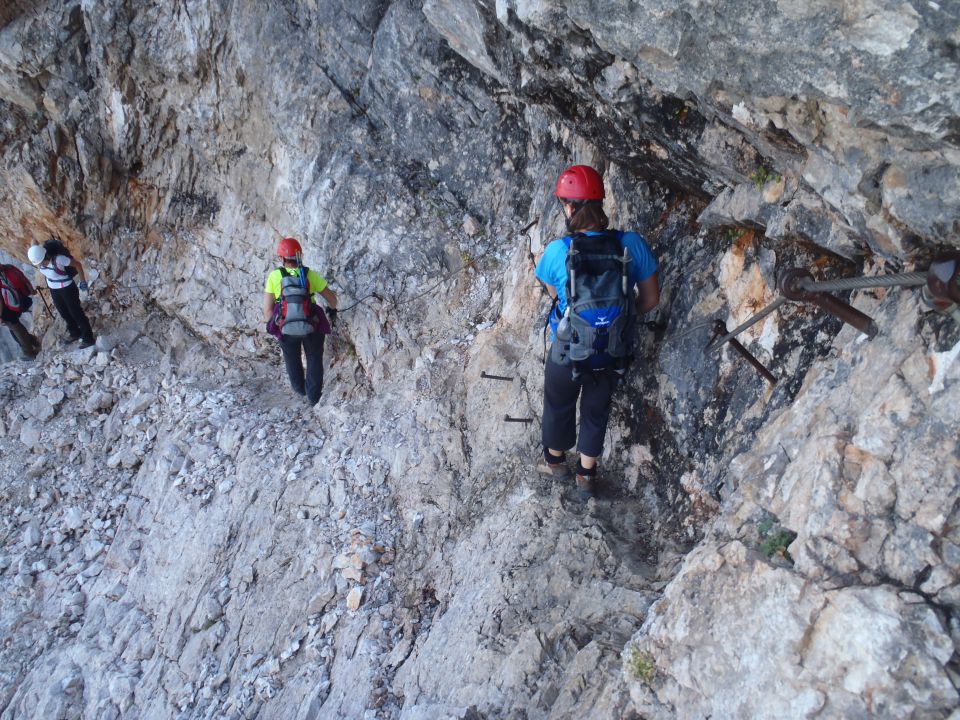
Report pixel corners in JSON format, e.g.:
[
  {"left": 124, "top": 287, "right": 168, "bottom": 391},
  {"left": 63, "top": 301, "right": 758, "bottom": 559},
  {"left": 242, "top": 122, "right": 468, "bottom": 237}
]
[
  {"left": 0, "top": 308, "right": 674, "bottom": 719},
  {"left": 0, "top": 318, "right": 408, "bottom": 718}
]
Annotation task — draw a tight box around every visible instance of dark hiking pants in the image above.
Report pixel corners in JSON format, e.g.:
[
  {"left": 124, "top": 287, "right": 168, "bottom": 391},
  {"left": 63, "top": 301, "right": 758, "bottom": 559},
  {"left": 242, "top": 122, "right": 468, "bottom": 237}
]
[
  {"left": 279, "top": 332, "right": 325, "bottom": 404},
  {"left": 1, "top": 308, "right": 40, "bottom": 357},
  {"left": 542, "top": 355, "right": 619, "bottom": 458},
  {"left": 50, "top": 284, "right": 94, "bottom": 342}
]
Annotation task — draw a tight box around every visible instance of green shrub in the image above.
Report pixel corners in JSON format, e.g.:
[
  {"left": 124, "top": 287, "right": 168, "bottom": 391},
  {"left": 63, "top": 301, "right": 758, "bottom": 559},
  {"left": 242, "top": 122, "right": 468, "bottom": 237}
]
[
  {"left": 723, "top": 227, "right": 742, "bottom": 243},
  {"left": 758, "top": 518, "right": 796, "bottom": 562},
  {"left": 750, "top": 166, "right": 780, "bottom": 190},
  {"left": 626, "top": 646, "right": 656, "bottom": 683}
]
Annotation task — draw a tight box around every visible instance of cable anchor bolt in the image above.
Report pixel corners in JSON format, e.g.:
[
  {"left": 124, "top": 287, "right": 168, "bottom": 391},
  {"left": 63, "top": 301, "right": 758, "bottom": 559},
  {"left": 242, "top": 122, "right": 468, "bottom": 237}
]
[
  {"left": 779, "top": 268, "right": 878, "bottom": 338},
  {"left": 710, "top": 320, "right": 777, "bottom": 385}
]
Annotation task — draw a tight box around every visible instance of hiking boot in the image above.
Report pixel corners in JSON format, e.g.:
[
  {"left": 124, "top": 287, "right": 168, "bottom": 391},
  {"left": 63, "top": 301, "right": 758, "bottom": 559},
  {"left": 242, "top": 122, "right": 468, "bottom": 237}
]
[
  {"left": 78, "top": 338, "right": 95, "bottom": 349},
  {"left": 61, "top": 334, "right": 81, "bottom": 345},
  {"left": 575, "top": 473, "right": 595, "bottom": 499},
  {"left": 537, "top": 459, "right": 571, "bottom": 479}
]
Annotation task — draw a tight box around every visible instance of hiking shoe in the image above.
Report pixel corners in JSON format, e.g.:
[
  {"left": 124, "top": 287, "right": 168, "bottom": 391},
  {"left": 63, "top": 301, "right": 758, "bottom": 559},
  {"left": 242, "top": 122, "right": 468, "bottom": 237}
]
[
  {"left": 537, "top": 460, "right": 571, "bottom": 479},
  {"left": 78, "top": 338, "right": 95, "bottom": 349},
  {"left": 575, "top": 473, "right": 596, "bottom": 500}
]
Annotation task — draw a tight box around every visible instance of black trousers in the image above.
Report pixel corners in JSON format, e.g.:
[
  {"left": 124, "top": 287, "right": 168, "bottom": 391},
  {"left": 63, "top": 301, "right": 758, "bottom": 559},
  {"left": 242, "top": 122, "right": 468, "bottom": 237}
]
[
  {"left": 542, "top": 355, "right": 619, "bottom": 458},
  {"left": 50, "top": 284, "right": 93, "bottom": 342},
  {"left": 279, "top": 332, "right": 325, "bottom": 404}
]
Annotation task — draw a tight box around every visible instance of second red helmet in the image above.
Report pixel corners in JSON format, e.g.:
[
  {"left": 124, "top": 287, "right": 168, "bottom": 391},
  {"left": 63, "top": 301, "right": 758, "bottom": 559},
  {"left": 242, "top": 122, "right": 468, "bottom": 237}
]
[
  {"left": 276, "top": 237, "right": 302, "bottom": 259},
  {"left": 555, "top": 165, "right": 605, "bottom": 201}
]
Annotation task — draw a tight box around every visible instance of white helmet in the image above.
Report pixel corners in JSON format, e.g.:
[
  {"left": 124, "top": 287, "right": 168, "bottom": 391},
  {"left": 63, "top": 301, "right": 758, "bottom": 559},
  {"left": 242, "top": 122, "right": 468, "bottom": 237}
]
[{"left": 27, "top": 245, "right": 46, "bottom": 265}]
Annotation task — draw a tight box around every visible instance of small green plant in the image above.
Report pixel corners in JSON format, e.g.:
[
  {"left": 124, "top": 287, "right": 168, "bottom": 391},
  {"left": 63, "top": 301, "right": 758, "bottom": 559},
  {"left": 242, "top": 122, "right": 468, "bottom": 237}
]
[
  {"left": 722, "top": 227, "right": 743, "bottom": 243},
  {"left": 758, "top": 518, "right": 796, "bottom": 561},
  {"left": 626, "top": 646, "right": 656, "bottom": 683},
  {"left": 750, "top": 166, "right": 780, "bottom": 190}
]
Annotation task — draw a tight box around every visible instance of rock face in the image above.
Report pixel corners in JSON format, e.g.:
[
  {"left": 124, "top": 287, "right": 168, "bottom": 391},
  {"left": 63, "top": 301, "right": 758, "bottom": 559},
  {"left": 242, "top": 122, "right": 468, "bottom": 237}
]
[{"left": 0, "top": 1, "right": 957, "bottom": 719}]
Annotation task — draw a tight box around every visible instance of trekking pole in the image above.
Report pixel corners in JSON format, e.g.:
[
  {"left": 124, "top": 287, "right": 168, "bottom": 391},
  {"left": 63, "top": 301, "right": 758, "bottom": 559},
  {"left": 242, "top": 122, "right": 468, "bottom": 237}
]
[{"left": 36, "top": 287, "right": 53, "bottom": 318}]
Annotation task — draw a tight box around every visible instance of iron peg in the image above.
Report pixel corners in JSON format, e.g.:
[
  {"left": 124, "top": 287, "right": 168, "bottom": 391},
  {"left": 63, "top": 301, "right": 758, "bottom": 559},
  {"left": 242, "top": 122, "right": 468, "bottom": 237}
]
[
  {"left": 711, "top": 320, "right": 778, "bottom": 385},
  {"left": 779, "top": 268, "right": 878, "bottom": 338}
]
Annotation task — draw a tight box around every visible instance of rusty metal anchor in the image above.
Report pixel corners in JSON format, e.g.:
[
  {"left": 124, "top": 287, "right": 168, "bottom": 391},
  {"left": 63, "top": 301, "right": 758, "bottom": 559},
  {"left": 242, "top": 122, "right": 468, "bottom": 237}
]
[
  {"left": 711, "top": 320, "right": 777, "bottom": 385},
  {"left": 778, "top": 268, "right": 878, "bottom": 338}
]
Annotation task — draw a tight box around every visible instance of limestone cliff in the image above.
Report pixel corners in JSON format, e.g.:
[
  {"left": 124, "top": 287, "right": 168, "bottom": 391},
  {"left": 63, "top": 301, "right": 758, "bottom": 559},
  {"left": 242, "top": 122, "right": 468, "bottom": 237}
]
[{"left": 0, "top": 1, "right": 957, "bottom": 718}]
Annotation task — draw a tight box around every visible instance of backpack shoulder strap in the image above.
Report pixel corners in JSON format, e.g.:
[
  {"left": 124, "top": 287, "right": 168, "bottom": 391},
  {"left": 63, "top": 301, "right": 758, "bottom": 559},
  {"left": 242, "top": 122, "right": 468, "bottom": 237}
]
[{"left": 565, "top": 234, "right": 579, "bottom": 302}]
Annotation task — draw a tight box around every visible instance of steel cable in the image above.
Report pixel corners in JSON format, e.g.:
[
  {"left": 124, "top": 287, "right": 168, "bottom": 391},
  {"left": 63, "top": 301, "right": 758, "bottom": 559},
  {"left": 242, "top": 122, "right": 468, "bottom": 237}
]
[
  {"left": 706, "top": 297, "right": 788, "bottom": 353},
  {"left": 707, "top": 271, "right": 930, "bottom": 352},
  {"left": 799, "top": 272, "right": 927, "bottom": 293}
]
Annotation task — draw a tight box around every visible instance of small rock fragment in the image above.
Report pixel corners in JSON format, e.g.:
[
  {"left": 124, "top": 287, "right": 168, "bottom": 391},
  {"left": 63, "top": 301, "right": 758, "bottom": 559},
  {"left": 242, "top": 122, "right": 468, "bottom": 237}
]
[{"left": 347, "top": 586, "right": 364, "bottom": 611}]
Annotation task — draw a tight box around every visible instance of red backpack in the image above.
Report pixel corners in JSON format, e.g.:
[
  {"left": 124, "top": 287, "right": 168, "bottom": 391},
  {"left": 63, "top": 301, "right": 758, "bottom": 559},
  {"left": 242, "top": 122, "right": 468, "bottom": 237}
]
[{"left": 0, "top": 265, "right": 34, "bottom": 313}]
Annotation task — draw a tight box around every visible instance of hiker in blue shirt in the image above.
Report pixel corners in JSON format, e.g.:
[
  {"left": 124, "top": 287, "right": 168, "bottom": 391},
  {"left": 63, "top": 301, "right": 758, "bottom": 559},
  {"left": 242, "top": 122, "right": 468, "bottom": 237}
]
[{"left": 535, "top": 164, "right": 660, "bottom": 498}]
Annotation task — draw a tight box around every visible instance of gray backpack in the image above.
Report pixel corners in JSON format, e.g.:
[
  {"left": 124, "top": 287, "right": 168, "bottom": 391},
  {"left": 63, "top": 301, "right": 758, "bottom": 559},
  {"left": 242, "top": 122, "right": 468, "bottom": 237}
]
[{"left": 279, "top": 269, "right": 317, "bottom": 337}]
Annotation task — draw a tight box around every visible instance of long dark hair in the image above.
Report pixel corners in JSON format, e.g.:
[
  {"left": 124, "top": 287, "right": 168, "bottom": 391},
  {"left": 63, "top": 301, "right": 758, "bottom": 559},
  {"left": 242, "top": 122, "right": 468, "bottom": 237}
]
[
  {"left": 566, "top": 201, "right": 609, "bottom": 232},
  {"left": 43, "top": 238, "right": 73, "bottom": 259}
]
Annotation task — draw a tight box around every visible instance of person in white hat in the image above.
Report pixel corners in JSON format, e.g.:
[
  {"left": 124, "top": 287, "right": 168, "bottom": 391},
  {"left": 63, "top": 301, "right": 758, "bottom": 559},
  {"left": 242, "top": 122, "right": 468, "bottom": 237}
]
[{"left": 28, "top": 239, "right": 95, "bottom": 348}]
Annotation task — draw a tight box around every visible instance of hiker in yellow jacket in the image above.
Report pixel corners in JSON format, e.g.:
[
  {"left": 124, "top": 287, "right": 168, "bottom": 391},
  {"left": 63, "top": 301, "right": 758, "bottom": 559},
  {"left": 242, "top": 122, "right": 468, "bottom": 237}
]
[{"left": 262, "top": 237, "right": 338, "bottom": 405}]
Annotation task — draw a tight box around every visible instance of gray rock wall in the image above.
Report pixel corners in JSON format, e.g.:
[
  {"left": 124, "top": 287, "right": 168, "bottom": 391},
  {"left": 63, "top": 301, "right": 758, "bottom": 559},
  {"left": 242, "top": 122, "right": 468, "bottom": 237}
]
[{"left": 0, "top": 0, "right": 957, "bottom": 718}]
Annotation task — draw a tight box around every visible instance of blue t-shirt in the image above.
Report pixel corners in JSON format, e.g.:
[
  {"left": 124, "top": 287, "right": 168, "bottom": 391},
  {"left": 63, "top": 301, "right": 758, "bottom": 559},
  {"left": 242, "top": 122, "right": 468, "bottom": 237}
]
[{"left": 535, "top": 230, "right": 657, "bottom": 334}]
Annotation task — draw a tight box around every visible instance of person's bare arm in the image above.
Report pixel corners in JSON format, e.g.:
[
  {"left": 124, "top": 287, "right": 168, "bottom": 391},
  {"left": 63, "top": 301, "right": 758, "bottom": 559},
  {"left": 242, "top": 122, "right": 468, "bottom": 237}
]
[
  {"left": 263, "top": 292, "right": 276, "bottom": 322},
  {"left": 635, "top": 273, "right": 660, "bottom": 314},
  {"left": 70, "top": 259, "right": 87, "bottom": 283},
  {"left": 319, "top": 287, "right": 338, "bottom": 309}
]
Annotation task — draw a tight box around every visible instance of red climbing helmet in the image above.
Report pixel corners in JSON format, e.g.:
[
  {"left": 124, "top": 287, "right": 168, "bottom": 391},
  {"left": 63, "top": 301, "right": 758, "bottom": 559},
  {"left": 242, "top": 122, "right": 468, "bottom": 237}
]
[
  {"left": 555, "top": 165, "right": 605, "bottom": 201},
  {"left": 276, "top": 237, "right": 302, "bottom": 259}
]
